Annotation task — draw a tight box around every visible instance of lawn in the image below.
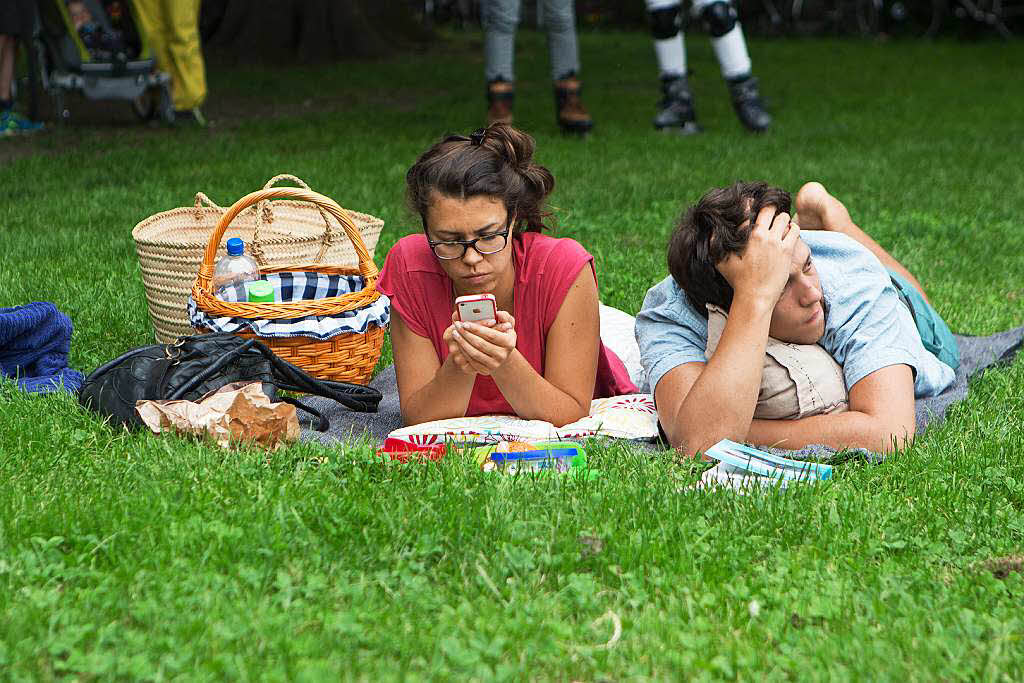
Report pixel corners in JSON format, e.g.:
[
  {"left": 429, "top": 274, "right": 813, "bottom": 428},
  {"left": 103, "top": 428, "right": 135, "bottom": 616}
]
[{"left": 2, "top": 29, "right": 1024, "bottom": 679}]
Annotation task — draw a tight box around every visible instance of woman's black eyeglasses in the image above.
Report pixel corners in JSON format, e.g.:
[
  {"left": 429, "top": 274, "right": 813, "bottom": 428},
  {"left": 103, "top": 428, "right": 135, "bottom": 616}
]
[{"left": 428, "top": 225, "right": 511, "bottom": 260}]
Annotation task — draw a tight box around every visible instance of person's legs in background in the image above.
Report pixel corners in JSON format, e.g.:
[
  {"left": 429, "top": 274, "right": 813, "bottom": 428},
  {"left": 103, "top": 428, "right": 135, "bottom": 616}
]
[
  {"left": 133, "top": 0, "right": 207, "bottom": 125},
  {"left": 691, "top": 0, "right": 771, "bottom": 132},
  {"left": 0, "top": 34, "right": 44, "bottom": 136},
  {"left": 543, "top": 0, "right": 592, "bottom": 134},
  {"left": 163, "top": 0, "right": 205, "bottom": 119},
  {"left": 132, "top": 0, "right": 172, "bottom": 113},
  {"left": 482, "top": 0, "right": 519, "bottom": 125},
  {"left": 646, "top": 0, "right": 700, "bottom": 134},
  {"left": 482, "top": 0, "right": 592, "bottom": 134},
  {"left": 645, "top": 0, "right": 771, "bottom": 133}
]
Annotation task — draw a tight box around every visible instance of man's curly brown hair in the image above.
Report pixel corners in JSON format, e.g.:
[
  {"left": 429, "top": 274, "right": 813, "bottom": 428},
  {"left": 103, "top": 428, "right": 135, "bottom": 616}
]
[{"left": 667, "top": 181, "right": 792, "bottom": 316}]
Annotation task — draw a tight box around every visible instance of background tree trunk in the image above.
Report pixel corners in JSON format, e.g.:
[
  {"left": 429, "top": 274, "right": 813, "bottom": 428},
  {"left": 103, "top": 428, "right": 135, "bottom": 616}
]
[{"left": 200, "top": 0, "right": 433, "bottom": 63}]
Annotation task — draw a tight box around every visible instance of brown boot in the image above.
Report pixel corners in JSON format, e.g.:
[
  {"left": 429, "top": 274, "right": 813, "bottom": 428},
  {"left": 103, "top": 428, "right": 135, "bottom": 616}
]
[
  {"left": 486, "top": 80, "right": 515, "bottom": 126},
  {"left": 554, "top": 76, "right": 594, "bottom": 135}
]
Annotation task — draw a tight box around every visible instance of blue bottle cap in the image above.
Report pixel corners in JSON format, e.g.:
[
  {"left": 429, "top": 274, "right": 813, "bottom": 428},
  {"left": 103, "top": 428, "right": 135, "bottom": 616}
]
[{"left": 226, "top": 237, "right": 245, "bottom": 256}]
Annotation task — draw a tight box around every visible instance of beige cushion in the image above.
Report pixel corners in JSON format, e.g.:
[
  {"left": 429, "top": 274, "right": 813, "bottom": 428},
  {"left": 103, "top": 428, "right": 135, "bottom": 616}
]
[{"left": 705, "top": 304, "right": 848, "bottom": 420}]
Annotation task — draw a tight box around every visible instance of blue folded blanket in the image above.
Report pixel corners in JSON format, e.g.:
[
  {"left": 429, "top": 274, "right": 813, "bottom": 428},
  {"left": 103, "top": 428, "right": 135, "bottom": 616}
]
[{"left": 0, "top": 302, "right": 84, "bottom": 394}]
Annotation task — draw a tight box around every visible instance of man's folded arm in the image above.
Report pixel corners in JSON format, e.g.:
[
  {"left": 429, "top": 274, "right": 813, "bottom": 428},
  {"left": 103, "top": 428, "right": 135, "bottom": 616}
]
[
  {"left": 745, "top": 363, "right": 916, "bottom": 453},
  {"left": 655, "top": 295, "right": 778, "bottom": 456}
]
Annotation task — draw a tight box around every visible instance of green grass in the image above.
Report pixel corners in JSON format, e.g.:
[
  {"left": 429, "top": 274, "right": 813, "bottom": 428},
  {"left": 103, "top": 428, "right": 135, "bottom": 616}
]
[{"left": 2, "top": 30, "right": 1024, "bottom": 679}]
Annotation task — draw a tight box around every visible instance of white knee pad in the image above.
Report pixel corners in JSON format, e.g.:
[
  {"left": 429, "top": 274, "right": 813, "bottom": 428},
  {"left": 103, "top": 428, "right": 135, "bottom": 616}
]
[{"left": 645, "top": 0, "right": 681, "bottom": 11}]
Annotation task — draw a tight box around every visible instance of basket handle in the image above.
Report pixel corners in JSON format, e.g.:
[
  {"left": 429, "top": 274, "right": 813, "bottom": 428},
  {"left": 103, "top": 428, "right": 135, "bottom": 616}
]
[
  {"left": 193, "top": 192, "right": 223, "bottom": 220},
  {"left": 252, "top": 174, "right": 336, "bottom": 266},
  {"left": 263, "top": 174, "right": 313, "bottom": 191},
  {"left": 194, "top": 190, "right": 283, "bottom": 267},
  {"left": 195, "top": 186, "right": 379, "bottom": 287}
]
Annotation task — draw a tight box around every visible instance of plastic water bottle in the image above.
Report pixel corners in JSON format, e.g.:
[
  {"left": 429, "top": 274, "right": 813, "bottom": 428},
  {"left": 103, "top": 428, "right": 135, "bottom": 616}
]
[{"left": 212, "top": 237, "right": 261, "bottom": 298}]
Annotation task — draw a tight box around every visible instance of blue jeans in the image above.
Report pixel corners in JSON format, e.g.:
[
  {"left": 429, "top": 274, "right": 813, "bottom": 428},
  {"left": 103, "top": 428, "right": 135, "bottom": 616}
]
[{"left": 482, "top": 0, "right": 580, "bottom": 82}]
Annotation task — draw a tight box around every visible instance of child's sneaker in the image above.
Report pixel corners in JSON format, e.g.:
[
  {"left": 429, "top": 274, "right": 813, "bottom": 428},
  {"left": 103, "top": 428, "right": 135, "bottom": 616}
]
[{"left": 1, "top": 109, "right": 45, "bottom": 136}]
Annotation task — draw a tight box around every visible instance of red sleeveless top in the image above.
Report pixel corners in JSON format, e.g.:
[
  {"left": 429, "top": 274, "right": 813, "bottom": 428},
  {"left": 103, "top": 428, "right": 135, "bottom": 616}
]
[{"left": 378, "top": 232, "right": 637, "bottom": 417}]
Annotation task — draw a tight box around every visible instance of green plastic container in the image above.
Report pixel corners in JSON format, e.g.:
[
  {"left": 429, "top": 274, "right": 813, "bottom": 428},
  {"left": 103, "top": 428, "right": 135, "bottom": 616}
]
[{"left": 245, "top": 280, "right": 275, "bottom": 303}]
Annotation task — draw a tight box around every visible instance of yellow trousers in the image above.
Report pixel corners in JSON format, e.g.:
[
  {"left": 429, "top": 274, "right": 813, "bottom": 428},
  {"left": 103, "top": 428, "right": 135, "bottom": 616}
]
[{"left": 132, "top": 0, "right": 206, "bottom": 110}]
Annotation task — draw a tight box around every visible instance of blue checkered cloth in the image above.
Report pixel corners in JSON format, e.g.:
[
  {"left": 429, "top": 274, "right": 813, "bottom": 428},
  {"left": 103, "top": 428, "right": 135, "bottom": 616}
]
[
  {"left": 0, "top": 302, "right": 84, "bottom": 394},
  {"left": 188, "top": 272, "right": 390, "bottom": 341}
]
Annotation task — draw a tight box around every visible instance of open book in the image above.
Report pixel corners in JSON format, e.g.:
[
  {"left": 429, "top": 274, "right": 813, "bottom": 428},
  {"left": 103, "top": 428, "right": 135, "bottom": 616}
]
[{"left": 696, "top": 440, "right": 833, "bottom": 491}]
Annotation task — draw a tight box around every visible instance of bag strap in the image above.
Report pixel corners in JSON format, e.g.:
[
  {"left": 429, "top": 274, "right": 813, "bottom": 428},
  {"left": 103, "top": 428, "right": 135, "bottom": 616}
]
[
  {"left": 247, "top": 338, "right": 382, "bottom": 413},
  {"left": 278, "top": 395, "right": 329, "bottom": 432},
  {"left": 166, "top": 339, "right": 258, "bottom": 400},
  {"left": 274, "top": 375, "right": 382, "bottom": 413}
]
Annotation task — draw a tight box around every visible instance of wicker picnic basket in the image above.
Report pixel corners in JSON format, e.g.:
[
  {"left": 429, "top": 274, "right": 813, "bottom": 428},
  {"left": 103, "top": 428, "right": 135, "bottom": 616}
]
[
  {"left": 190, "top": 186, "right": 386, "bottom": 385},
  {"left": 132, "top": 174, "right": 384, "bottom": 343}
]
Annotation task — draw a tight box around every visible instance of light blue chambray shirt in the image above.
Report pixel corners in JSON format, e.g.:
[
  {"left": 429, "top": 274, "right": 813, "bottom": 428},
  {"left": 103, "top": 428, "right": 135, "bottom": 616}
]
[{"left": 635, "top": 231, "right": 956, "bottom": 398}]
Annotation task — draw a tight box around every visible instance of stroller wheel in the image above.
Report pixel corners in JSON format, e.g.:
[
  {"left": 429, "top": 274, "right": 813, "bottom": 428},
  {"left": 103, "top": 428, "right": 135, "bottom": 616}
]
[
  {"left": 131, "top": 91, "right": 157, "bottom": 121},
  {"left": 158, "top": 85, "right": 175, "bottom": 125},
  {"left": 132, "top": 86, "right": 175, "bottom": 125}
]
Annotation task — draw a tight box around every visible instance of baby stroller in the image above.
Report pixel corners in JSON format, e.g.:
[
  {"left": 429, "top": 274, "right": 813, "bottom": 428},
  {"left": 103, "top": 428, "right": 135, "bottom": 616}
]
[{"left": 32, "top": 0, "right": 174, "bottom": 123}]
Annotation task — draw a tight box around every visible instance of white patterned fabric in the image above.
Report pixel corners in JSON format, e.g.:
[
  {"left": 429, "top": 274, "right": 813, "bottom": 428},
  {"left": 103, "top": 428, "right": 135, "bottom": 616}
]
[
  {"left": 188, "top": 272, "right": 390, "bottom": 341},
  {"left": 386, "top": 393, "right": 659, "bottom": 446},
  {"left": 600, "top": 304, "right": 646, "bottom": 392}
]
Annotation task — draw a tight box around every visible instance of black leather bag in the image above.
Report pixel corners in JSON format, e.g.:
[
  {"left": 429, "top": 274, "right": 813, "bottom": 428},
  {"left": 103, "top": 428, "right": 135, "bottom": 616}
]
[{"left": 79, "top": 332, "right": 381, "bottom": 430}]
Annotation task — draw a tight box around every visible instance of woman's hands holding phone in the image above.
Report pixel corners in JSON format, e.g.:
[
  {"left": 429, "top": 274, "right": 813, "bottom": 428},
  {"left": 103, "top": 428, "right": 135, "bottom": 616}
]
[{"left": 444, "top": 310, "right": 516, "bottom": 376}]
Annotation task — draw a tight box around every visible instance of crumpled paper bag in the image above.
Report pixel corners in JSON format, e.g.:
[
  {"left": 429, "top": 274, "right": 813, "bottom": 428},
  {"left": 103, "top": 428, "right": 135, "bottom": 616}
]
[{"left": 135, "top": 381, "right": 299, "bottom": 450}]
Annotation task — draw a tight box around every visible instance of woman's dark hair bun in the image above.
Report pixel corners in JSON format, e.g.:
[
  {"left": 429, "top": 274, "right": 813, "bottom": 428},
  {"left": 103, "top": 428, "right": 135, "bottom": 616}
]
[
  {"left": 481, "top": 123, "right": 532, "bottom": 169},
  {"left": 406, "top": 123, "right": 556, "bottom": 235},
  {"left": 482, "top": 124, "right": 556, "bottom": 199}
]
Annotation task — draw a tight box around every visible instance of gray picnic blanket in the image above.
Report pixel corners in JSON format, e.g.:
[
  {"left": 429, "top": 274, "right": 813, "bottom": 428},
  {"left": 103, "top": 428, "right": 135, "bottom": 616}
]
[
  {"left": 300, "top": 327, "right": 1024, "bottom": 460},
  {"left": 300, "top": 364, "right": 404, "bottom": 447}
]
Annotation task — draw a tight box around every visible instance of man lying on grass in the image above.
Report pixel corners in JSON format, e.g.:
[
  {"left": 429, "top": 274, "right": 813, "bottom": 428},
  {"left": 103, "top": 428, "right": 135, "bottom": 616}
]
[{"left": 636, "top": 181, "right": 960, "bottom": 456}]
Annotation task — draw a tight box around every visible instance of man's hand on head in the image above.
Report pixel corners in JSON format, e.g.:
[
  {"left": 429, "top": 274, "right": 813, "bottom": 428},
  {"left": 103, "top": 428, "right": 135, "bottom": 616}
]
[{"left": 715, "top": 206, "right": 799, "bottom": 309}]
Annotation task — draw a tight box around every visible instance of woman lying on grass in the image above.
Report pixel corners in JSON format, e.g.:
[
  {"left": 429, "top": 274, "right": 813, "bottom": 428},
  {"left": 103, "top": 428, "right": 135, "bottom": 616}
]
[{"left": 378, "top": 123, "right": 637, "bottom": 427}]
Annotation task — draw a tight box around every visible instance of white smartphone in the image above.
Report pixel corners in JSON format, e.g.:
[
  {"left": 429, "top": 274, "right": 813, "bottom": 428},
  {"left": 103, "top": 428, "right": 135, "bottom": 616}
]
[{"left": 455, "top": 294, "right": 497, "bottom": 323}]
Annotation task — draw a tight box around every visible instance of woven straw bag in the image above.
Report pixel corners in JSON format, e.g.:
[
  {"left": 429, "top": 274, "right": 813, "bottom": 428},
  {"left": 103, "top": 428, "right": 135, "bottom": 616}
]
[
  {"left": 191, "top": 186, "right": 386, "bottom": 385},
  {"left": 133, "top": 174, "right": 384, "bottom": 343}
]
